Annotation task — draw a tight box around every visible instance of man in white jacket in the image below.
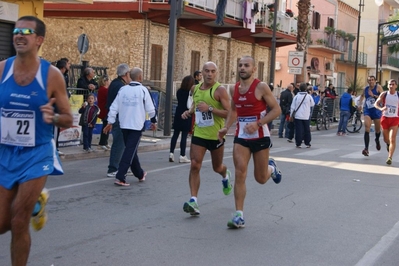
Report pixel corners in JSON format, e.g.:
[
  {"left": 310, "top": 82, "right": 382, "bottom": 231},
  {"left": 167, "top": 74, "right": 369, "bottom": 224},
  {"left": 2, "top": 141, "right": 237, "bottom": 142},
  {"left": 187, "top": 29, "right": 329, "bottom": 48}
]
[
  {"left": 104, "top": 67, "right": 157, "bottom": 186},
  {"left": 290, "top": 83, "right": 315, "bottom": 148}
]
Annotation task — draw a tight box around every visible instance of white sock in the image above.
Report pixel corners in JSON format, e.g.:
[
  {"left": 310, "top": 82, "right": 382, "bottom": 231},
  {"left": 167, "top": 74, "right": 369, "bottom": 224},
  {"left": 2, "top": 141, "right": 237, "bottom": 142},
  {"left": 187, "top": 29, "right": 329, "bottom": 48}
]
[
  {"left": 269, "top": 165, "right": 275, "bottom": 174},
  {"left": 236, "top": 210, "right": 243, "bottom": 217},
  {"left": 190, "top": 196, "right": 197, "bottom": 203}
]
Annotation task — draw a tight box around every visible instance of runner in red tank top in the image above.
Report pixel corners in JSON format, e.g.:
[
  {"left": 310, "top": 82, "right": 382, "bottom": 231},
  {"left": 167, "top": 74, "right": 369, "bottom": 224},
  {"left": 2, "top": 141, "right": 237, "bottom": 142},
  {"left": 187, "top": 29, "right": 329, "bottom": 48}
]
[{"left": 218, "top": 56, "right": 282, "bottom": 228}]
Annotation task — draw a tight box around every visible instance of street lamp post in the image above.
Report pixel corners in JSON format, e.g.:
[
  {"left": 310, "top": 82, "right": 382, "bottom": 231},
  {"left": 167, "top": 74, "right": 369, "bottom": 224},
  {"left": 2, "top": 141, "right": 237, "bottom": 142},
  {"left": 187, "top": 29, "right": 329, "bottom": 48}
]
[
  {"left": 353, "top": 0, "right": 364, "bottom": 92},
  {"left": 269, "top": 0, "right": 279, "bottom": 85}
]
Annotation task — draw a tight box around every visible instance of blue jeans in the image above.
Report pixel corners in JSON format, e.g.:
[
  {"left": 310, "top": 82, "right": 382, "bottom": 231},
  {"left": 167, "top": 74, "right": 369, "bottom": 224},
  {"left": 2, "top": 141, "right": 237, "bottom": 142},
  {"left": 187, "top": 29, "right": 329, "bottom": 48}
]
[
  {"left": 278, "top": 113, "right": 289, "bottom": 138},
  {"left": 82, "top": 125, "right": 93, "bottom": 150},
  {"left": 338, "top": 110, "right": 351, "bottom": 134},
  {"left": 108, "top": 119, "right": 125, "bottom": 173}
]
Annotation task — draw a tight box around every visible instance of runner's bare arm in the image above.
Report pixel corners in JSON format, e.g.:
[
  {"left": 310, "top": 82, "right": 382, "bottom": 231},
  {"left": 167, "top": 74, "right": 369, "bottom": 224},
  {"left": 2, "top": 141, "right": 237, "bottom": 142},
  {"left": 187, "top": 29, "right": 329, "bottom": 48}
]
[
  {"left": 212, "top": 85, "right": 230, "bottom": 119},
  {"left": 218, "top": 86, "right": 236, "bottom": 142},
  {"left": 42, "top": 66, "right": 73, "bottom": 128},
  {"left": 258, "top": 82, "right": 281, "bottom": 125}
]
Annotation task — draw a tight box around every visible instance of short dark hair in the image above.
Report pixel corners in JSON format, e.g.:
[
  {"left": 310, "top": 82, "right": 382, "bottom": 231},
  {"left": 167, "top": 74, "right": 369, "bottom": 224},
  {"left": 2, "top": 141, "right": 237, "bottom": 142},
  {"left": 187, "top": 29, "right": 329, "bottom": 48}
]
[
  {"left": 17, "top": 16, "right": 46, "bottom": 37},
  {"left": 299, "top": 83, "right": 307, "bottom": 91},
  {"left": 56, "top": 60, "right": 67, "bottom": 69},
  {"left": 193, "top": 71, "right": 201, "bottom": 78},
  {"left": 347, "top": 88, "right": 353, "bottom": 93},
  {"left": 60, "top": 57, "right": 69, "bottom": 62}
]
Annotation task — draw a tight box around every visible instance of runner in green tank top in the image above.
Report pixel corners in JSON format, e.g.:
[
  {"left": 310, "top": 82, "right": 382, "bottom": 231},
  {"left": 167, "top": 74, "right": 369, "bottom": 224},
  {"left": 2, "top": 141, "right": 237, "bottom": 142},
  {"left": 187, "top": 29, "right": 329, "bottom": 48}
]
[{"left": 181, "top": 61, "right": 232, "bottom": 216}]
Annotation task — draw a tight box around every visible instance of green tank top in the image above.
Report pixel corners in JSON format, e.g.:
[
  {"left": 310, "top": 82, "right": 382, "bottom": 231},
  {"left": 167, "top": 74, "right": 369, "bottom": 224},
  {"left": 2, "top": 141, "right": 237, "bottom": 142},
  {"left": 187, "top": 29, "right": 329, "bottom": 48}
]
[{"left": 193, "top": 82, "right": 224, "bottom": 140}]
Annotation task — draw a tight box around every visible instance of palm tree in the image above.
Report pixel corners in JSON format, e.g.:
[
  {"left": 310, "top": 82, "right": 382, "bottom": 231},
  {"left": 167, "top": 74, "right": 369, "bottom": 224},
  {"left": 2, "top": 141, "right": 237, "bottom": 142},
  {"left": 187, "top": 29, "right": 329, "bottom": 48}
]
[{"left": 295, "top": 0, "right": 311, "bottom": 83}]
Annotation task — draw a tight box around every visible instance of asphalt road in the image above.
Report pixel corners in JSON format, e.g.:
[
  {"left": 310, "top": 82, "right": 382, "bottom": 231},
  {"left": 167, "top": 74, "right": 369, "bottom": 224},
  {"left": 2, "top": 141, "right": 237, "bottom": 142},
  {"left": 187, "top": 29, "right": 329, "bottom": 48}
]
[{"left": 2, "top": 129, "right": 399, "bottom": 266}]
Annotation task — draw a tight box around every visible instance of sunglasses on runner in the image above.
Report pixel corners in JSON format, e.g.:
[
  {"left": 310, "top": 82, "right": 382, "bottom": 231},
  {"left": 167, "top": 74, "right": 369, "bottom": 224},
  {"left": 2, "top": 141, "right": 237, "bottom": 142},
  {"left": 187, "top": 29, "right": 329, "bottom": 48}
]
[{"left": 13, "top": 28, "right": 36, "bottom": 35}]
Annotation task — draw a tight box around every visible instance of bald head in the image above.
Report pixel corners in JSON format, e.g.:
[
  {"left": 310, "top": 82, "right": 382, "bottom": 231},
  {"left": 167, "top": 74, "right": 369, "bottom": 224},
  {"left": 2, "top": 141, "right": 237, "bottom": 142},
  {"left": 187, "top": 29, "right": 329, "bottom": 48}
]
[
  {"left": 203, "top": 61, "right": 218, "bottom": 71},
  {"left": 130, "top": 67, "right": 143, "bottom": 82},
  {"left": 240, "top": 56, "right": 255, "bottom": 66}
]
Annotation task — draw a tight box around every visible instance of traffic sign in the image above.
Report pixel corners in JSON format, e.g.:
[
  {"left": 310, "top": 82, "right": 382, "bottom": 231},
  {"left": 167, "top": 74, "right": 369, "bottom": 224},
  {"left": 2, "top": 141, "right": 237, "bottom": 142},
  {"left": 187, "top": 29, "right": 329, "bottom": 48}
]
[
  {"left": 77, "top": 34, "right": 89, "bottom": 55},
  {"left": 288, "top": 51, "right": 304, "bottom": 68}
]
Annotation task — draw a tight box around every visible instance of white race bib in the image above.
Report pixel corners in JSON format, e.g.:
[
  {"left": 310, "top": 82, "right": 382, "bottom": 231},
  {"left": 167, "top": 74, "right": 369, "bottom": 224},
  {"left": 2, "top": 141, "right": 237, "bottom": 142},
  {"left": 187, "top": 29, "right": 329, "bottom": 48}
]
[
  {"left": 1, "top": 108, "right": 35, "bottom": 147},
  {"left": 385, "top": 104, "right": 397, "bottom": 117},
  {"left": 366, "top": 97, "right": 375, "bottom": 109},
  {"left": 195, "top": 108, "right": 214, "bottom": 127},
  {"left": 238, "top": 116, "right": 259, "bottom": 139}
]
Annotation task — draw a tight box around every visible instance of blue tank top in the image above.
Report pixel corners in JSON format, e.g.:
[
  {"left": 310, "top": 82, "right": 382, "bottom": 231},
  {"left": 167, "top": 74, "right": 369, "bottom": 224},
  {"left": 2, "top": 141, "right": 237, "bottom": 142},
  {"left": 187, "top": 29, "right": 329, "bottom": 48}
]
[
  {"left": 364, "top": 85, "right": 379, "bottom": 110},
  {"left": 0, "top": 56, "right": 52, "bottom": 147}
]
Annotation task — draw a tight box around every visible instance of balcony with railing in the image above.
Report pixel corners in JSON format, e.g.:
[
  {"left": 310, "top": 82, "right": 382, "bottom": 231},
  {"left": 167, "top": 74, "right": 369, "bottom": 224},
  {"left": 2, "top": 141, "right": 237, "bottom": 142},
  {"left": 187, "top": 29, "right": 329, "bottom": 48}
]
[
  {"left": 308, "top": 30, "right": 348, "bottom": 54},
  {"left": 381, "top": 55, "right": 399, "bottom": 68},
  {"left": 337, "top": 50, "right": 367, "bottom": 66}
]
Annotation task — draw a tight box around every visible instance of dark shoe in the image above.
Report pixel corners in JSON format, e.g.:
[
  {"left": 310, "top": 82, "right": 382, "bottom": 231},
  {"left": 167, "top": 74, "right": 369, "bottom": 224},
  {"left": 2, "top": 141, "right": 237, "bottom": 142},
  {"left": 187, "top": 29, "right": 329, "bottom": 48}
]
[
  {"left": 375, "top": 139, "right": 381, "bottom": 151},
  {"left": 278, "top": 135, "right": 283, "bottom": 138},
  {"left": 362, "top": 149, "right": 369, "bottom": 156}
]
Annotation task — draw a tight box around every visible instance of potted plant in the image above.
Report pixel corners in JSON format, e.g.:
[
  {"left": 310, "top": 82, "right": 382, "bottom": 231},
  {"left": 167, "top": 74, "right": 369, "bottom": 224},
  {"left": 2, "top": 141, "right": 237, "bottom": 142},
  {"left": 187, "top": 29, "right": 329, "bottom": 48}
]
[
  {"left": 316, "top": 39, "right": 324, "bottom": 45},
  {"left": 285, "top": 8, "right": 294, "bottom": 17},
  {"left": 346, "top": 33, "right": 356, "bottom": 42},
  {"left": 335, "top": 29, "right": 346, "bottom": 38},
  {"left": 324, "top": 26, "right": 335, "bottom": 35}
]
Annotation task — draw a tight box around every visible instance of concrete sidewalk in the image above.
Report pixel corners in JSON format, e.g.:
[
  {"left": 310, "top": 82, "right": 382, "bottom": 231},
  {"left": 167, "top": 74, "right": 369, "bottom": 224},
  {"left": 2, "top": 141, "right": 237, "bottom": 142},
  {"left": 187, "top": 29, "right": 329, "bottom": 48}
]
[{"left": 59, "top": 123, "right": 339, "bottom": 161}]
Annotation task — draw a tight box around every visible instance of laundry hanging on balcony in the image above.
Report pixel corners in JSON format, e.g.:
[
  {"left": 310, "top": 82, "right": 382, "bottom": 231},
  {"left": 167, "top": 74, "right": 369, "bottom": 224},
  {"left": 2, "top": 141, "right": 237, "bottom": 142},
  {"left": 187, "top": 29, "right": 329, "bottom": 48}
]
[
  {"left": 215, "top": 0, "right": 227, "bottom": 26},
  {"left": 243, "top": 0, "right": 259, "bottom": 33}
]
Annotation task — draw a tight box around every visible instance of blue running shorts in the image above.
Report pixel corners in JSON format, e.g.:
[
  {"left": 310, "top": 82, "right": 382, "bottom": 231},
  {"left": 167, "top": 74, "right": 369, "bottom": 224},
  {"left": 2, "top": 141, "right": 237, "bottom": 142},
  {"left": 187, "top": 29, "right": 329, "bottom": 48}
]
[
  {"left": 0, "top": 140, "right": 63, "bottom": 189},
  {"left": 363, "top": 107, "right": 382, "bottom": 120}
]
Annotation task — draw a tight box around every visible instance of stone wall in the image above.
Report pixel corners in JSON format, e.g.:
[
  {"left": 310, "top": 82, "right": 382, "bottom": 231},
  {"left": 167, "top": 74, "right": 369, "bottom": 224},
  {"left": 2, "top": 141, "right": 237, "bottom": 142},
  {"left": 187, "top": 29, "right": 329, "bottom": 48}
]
[{"left": 43, "top": 17, "right": 271, "bottom": 87}]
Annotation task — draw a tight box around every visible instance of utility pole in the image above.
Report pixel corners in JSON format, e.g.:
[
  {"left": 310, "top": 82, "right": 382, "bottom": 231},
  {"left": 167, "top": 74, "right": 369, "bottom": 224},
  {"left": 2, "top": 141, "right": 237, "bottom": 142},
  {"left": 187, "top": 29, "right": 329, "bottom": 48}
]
[
  {"left": 269, "top": 0, "right": 279, "bottom": 85},
  {"left": 353, "top": 0, "right": 364, "bottom": 91}
]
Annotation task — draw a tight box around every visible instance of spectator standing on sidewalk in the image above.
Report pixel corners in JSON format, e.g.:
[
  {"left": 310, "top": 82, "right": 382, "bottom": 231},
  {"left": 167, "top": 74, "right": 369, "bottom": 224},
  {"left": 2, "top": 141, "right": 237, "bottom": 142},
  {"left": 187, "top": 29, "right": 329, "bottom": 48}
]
[
  {"left": 290, "top": 83, "right": 315, "bottom": 148},
  {"left": 278, "top": 84, "right": 294, "bottom": 138},
  {"left": 104, "top": 67, "right": 157, "bottom": 186},
  {"left": 105, "top": 63, "right": 131, "bottom": 177},
  {"left": 169, "top": 75, "right": 194, "bottom": 163},
  {"left": 218, "top": 56, "right": 282, "bottom": 229},
  {"left": 374, "top": 79, "right": 399, "bottom": 165},
  {"left": 97, "top": 75, "right": 111, "bottom": 150},
  {"left": 337, "top": 88, "right": 353, "bottom": 136},
  {"left": 79, "top": 94, "right": 100, "bottom": 152},
  {"left": 77, "top": 67, "right": 98, "bottom": 99},
  {"left": 181, "top": 61, "right": 232, "bottom": 216}
]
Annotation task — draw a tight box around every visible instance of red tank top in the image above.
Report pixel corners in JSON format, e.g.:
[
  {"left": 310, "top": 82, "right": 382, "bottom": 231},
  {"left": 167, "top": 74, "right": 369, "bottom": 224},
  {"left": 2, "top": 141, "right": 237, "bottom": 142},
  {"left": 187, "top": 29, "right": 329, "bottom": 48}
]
[{"left": 233, "top": 79, "right": 270, "bottom": 139}]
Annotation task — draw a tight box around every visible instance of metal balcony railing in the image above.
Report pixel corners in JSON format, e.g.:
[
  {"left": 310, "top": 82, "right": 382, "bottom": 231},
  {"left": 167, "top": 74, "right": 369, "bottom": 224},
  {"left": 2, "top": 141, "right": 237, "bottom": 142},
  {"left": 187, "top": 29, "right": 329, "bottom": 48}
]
[
  {"left": 337, "top": 50, "right": 367, "bottom": 65},
  {"left": 381, "top": 56, "right": 399, "bottom": 68},
  {"left": 309, "top": 30, "right": 348, "bottom": 53},
  {"left": 256, "top": 9, "right": 297, "bottom": 34}
]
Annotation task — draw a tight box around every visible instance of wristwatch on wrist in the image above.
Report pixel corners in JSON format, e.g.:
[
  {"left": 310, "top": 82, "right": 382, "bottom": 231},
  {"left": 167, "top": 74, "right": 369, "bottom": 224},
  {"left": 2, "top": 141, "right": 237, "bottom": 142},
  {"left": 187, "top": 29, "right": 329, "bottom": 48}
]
[
  {"left": 208, "top": 106, "right": 214, "bottom": 112},
  {"left": 53, "top": 113, "right": 60, "bottom": 124}
]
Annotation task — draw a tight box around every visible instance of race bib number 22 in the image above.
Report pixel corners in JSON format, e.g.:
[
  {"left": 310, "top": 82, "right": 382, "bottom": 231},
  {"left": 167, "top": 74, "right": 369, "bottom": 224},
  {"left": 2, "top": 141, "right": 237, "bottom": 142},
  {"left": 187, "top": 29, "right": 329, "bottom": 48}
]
[{"left": 1, "top": 108, "right": 35, "bottom": 147}]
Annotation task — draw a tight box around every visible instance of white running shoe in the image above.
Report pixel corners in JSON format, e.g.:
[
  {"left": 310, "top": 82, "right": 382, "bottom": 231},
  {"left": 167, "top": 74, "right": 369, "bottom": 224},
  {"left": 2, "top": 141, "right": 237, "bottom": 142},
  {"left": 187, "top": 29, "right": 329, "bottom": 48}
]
[
  {"left": 107, "top": 171, "right": 117, "bottom": 177},
  {"left": 179, "top": 155, "right": 190, "bottom": 163},
  {"left": 169, "top": 153, "right": 174, "bottom": 162},
  {"left": 99, "top": 145, "right": 110, "bottom": 151}
]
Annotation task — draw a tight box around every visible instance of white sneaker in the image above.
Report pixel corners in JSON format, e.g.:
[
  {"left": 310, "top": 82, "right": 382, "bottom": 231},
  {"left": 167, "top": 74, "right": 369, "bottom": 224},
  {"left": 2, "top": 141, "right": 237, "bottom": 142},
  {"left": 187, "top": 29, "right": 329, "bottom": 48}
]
[
  {"left": 127, "top": 169, "right": 133, "bottom": 176},
  {"left": 179, "top": 155, "right": 190, "bottom": 163},
  {"left": 58, "top": 150, "right": 65, "bottom": 156},
  {"left": 169, "top": 153, "right": 174, "bottom": 162},
  {"left": 107, "top": 171, "right": 117, "bottom": 177},
  {"left": 88, "top": 147, "right": 97, "bottom": 153},
  {"left": 99, "top": 145, "right": 110, "bottom": 151}
]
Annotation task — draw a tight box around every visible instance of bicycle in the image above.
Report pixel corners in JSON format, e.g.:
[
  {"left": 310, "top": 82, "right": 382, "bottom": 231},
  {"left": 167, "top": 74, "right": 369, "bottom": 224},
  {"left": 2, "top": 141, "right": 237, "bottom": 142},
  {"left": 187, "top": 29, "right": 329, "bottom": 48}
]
[
  {"left": 346, "top": 108, "right": 362, "bottom": 133},
  {"left": 316, "top": 103, "right": 330, "bottom": 130}
]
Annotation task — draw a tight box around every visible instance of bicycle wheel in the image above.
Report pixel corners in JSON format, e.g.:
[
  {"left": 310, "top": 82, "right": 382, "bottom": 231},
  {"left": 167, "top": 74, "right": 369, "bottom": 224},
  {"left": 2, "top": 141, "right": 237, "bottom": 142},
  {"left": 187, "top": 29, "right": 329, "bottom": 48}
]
[
  {"left": 353, "top": 116, "right": 362, "bottom": 132},
  {"left": 316, "top": 112, "right": 323, "bottom": 130},
  {"left": 324, "top": 113, "right": 330, "bottom": 130},
  {"left": 346, "top": 115, "right": 356, "bottom": 133}
]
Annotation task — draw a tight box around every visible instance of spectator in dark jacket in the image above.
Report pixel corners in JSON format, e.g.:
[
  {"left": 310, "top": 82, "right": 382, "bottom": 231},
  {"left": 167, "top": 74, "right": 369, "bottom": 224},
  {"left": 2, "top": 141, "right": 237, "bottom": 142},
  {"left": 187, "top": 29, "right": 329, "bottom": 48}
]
[
  {"left": 279, "top": 84, "right": 294, "bottom": 138},
  {"left": 76, "top": 67, "right": 98, "bottom": 99},
  {"left": 105, "top": 63, "right": 131, "bottom": 177},
  {"left": 79, "top": 94, "right": 100, "bottom": 152}
]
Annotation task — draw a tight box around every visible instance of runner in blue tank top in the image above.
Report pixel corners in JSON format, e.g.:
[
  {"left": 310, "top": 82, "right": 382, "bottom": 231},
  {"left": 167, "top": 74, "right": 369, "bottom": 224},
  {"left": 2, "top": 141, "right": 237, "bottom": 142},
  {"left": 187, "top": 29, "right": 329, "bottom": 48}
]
[
  {"left": 0, "top": 16, "right": 73, "bottom": 266},
  {"left": 358, "top": 76, "right": 384, "bottom": 156}
]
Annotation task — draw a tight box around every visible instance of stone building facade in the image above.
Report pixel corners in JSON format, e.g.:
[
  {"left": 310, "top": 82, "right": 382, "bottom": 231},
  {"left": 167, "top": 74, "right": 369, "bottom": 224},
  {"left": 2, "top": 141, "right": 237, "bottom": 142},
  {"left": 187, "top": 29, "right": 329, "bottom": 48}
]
[{"left": 42, "top": 17, "right": 271, "bottom": 91}]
